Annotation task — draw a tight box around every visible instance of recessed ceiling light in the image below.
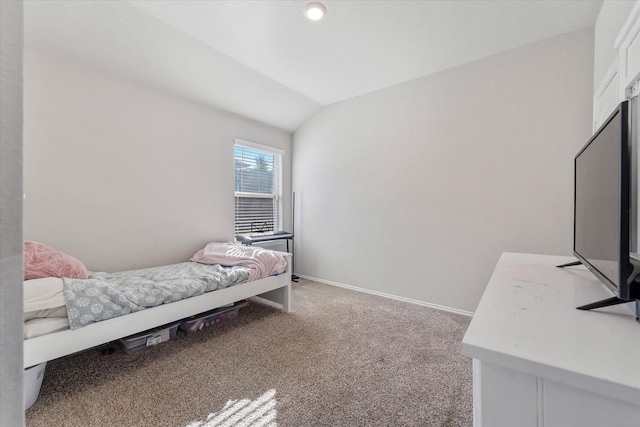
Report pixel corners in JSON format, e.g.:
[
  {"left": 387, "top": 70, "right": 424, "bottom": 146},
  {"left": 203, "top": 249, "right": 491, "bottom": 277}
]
[{"left": 304, "top": 2, "right": 327, "bottom": 21}]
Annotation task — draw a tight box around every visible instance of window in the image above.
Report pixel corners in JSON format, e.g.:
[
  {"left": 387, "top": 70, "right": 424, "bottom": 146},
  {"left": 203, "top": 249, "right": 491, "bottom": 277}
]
[{"left": 234, "top": 139, "right": 283, "bottom": 235}]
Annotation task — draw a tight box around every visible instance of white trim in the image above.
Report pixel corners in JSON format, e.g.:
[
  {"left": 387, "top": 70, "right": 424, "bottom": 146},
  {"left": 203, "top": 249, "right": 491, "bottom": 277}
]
[
  {"left": 234, "top": 138, "right": 284, "bottom": 155},
  {"left": 235, "top": 191, "right": 274, "bottom": 199},
  {"left": 296, "top": 274, "right": 474, "bottom": 317},
  {"left": 595, "top": 60, "right": 618, "bottom": 100}
]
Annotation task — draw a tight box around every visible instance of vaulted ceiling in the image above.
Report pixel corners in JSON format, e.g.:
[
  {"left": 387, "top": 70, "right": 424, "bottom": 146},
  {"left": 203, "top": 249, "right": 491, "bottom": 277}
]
[{"left": 25, "top": 0, "right": 602, "bottom": 131}]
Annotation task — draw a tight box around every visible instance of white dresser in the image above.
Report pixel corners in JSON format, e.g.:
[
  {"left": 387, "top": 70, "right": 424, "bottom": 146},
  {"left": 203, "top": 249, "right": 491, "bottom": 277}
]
[{"left": 462, "top": 252, "right": 640, "bottom": 427}]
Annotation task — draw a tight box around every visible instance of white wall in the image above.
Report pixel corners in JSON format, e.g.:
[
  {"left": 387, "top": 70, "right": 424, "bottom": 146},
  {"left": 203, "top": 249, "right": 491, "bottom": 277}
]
[
  {"left": 23, "top": 49, "right": 292, "bottom": 272},
  {"left": 593, "top": 0, "right": 637, "bottom": 93},
  {"left": 293, "top": 28, "right": 594, "bottom": 313},
  {"left": 1, "top": 0, "right": 24, "bottom": 422}
]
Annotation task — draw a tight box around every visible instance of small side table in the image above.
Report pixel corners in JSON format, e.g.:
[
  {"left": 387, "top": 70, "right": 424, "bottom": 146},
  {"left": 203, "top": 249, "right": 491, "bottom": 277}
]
[{"left": 235, "top": 232, "right": 298, "bottom": 281}]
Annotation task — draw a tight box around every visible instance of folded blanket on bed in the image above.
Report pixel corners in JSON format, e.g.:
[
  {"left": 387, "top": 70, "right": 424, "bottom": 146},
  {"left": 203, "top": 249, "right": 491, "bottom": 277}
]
[
  {"left": 191, "top": 242, "right": 287, "bottom": 281},
  {"left": 63, "top": 262, "right": 249, "bottom": 330}
]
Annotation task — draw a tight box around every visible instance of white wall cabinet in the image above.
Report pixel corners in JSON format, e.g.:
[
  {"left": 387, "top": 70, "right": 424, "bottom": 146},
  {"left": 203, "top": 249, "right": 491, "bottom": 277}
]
[
  {"left": 594, "top": 1, "right": 640, "bottom": 131},
  {"left": 616, "top": 1, "right": 640, "bottom": 101},
  {"left": 462, "top": 253, "right": 640, "bottom": 427},
  {"left": 593, "top": 61, "right": 619, "bottom": 131}
]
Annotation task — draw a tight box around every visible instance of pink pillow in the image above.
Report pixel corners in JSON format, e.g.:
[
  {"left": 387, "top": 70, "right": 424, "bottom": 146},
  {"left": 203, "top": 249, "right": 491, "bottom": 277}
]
[{"left": 24, "top": 241, "right": 89, "bottom": 280}]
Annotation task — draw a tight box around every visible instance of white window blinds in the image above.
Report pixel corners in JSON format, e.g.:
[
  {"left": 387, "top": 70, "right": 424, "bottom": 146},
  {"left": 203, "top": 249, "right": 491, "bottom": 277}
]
[{"left": 234, "top": 140, "right": 283, "bottom": 235}]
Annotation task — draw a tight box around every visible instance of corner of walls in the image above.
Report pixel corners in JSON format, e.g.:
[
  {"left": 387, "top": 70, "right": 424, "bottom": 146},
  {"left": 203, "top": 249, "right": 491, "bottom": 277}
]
[{"left": 292, "top": 28, "right": 594, "bottom": 313}]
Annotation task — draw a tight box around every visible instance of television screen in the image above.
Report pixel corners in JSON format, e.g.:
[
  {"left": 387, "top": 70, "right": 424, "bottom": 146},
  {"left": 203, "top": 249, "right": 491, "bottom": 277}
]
[
  {"left": 568, "top": 99, "right": 640, "bottom": 320},
  {"left": 574, "top": 106, "right": 624, "bottom": 292}
]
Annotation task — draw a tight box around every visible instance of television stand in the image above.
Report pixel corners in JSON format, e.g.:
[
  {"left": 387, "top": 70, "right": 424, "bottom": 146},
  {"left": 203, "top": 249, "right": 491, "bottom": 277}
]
[
  {"left": 235, "top": 232, "right": 299, "bottom": 282},
  {"left": 576, "top": 296, "right": 629, "bottom": 310},
  {"left": 556, "top": 260, "right": 639, "bottom": 320},
  {"left": 556, "top": 260, "right": 582, "bottom": 268}
]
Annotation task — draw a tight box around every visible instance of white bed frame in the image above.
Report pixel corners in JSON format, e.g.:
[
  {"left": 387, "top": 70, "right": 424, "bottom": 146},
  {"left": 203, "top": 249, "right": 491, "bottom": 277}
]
[{"left": 24, "top": 254, "right": 292, "bottom": 368}]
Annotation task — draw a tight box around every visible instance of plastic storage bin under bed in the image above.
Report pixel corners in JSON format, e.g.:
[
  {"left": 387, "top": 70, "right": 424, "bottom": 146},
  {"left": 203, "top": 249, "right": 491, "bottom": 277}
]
[
  {"left": 119, "top": 322, "right": 179, "bottom": 354},
  {"left": 180, "top": 300, "right": 249, "bottom": 334}
]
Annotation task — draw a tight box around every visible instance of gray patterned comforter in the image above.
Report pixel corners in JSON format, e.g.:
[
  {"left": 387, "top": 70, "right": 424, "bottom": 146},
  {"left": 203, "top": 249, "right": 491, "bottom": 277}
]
[{"left": 62, "top": 262, "right": 249, "bottom": 330}]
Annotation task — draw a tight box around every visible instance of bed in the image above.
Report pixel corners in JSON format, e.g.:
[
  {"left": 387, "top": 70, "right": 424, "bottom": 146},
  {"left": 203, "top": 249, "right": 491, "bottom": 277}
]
[{"left": 23, "top": 242, "right": 292, "bottom": 368}]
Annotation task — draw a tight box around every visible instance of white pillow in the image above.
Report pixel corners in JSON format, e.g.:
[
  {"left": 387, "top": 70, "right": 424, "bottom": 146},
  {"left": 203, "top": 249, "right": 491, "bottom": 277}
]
[
  {"left": 24, "top": 277, "right": 67, "bottom": 321},
  {"left": 24, "top": 318, "right": 70, "bottom": 339}
]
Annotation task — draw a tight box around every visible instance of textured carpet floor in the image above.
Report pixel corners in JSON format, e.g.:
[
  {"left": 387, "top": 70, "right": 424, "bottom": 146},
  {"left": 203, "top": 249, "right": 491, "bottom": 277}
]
[{"left": 26, "top": 279, "right": 472, "bottom": 427}]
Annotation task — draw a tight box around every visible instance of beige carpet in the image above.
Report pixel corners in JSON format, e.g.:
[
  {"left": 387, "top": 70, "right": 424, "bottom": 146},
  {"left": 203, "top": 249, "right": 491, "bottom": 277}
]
[{"left": 26, "top": 279, "right": 472, "bottom": 426}]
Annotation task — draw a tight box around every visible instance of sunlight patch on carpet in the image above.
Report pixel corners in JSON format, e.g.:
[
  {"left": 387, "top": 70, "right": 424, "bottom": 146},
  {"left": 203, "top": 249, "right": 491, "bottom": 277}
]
[{"left": 186, "top": 389, "right": 277, "bottom": 427}]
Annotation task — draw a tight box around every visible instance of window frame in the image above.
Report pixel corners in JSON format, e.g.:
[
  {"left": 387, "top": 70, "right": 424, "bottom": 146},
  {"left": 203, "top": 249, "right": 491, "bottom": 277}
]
[{"left": 234, "top": 138, "right": 284, "bottom": 235}]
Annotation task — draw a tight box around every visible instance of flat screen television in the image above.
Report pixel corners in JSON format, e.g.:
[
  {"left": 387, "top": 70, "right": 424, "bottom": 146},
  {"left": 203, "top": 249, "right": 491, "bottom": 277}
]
[{"left": 559, "top": 99, "right": 640, "bottom": 322}]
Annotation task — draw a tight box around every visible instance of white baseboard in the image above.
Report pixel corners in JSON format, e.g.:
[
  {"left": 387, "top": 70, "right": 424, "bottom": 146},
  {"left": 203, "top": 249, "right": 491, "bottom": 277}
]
[{"left": 295, "top": 274, "right": 474, "bottom": 317}]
